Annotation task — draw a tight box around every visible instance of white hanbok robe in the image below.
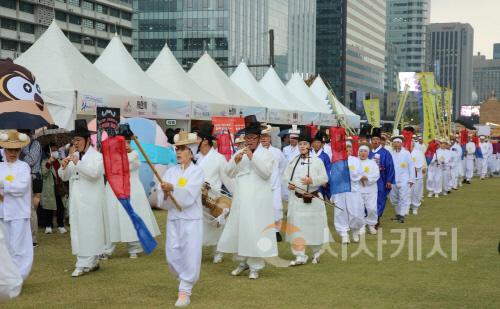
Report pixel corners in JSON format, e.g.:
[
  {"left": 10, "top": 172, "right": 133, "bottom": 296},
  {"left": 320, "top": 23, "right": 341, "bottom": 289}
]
[
  {"left": 359, "top": 159, "right": 380, "bottom": 226},
  {"left": 390, "top": 149, "right": 415, "bottom": 216},
  {"left": 479, "top": 142, "right": 490, "bottom": 177},
  {"left": 217, "top": 144, "right": 278, "bottom": 259},
  {"left": 323, "top": 143, "right": 332, "bottom": 159},
  {"left": 0, "top": 160, "right": 33, "bottom": 280},
  {"left": 487, "top": 142, "right": 496, "bottom": 174},
  {"left": 196, "top": 148, "right": 233, "bottom": 246},
  {"left": 465, "top": 142, "right": 476, "bottom": 181},
  {"left": 0, "top": 225, "right": 22, "bottom": 301},
  {"left": 59, "top": 147, "right": 107, "bottom": 262},
  {"left": 449, "top": 144, "right": 462, "bottom": 189},
  {"left": 284, "top": 156, "right": 330, "bottom": 249},
  {"left": 157, "top": 163, "right": 204, "bottom": 295},
  {"left": 410, "top": 148, "right": 426, "bottom": 208},
  {"left": 438, "top": 149, "right": 452, "bottom": 192},
  {"left": 268, "top": 145, "right": 287, "bottom": 223},
  {"left": 104, "top": 151, "right": 160, "bottom": 251},
  {"left": 283, "top": 144, "right": 299, "bottom": 162}
]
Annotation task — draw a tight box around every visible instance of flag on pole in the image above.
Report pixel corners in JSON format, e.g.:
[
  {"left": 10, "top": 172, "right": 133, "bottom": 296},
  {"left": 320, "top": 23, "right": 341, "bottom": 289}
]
[
  {"left": 362, "top": 99, "right": 380, "bottom": 128},
  {"left": 329, "top": 127, "right": 351, "bottom": 195}
]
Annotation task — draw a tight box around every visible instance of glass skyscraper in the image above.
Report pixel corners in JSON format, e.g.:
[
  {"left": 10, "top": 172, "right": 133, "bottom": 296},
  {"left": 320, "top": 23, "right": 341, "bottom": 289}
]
[
  {"left": 132, "top": 0, "right": 314, "bottom": 80},
  {"left": 316, "top": 0, "right": 386, "bottom": 114}
]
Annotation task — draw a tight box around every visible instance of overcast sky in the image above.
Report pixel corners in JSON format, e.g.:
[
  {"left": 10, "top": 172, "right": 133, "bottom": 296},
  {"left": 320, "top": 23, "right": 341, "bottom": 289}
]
[{"left": 431, "top": 0, "right": 500, "bottom": 58}]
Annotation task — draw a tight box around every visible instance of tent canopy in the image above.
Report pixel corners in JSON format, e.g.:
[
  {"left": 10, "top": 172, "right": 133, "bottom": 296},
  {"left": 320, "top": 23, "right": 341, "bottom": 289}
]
[
  {"left": 310, "top": 75, "right": 356, "bottom": 116},
  {"left": 188, "top": 53, "right": 264, "bottom": 108},
  {"left": 259, "top": 67, "right": 309, "bottom": 112},
  {"left": 95, "top": 36, "right": 185, "bottom": 100},
  {"left": 15, "top": 20, "right": 132, "bottom": 129},
  {"left": 286, "top": 73, "right": 331, "bottom": 114},
  {"left": 146, "top": 44, "right": 224, "bottom": 104},
  {"left": 230, "top": 62, "right": 293, "bottom": 111}
]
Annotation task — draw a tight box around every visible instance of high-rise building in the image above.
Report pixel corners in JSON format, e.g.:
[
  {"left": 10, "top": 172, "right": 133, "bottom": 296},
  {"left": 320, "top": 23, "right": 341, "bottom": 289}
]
[
  {"left": 426, "top": 23, "right": 474, "bottom": 119},
  {"left": 493, "top": 43, "right": 500, "bottom": 60},
  {"left": 288, "top": 0, "right": 316, "bottom": 80},
  {"left": 316, "top": 0, "right": 386, "bottom": 114},
  {"left": 132, "top": 0, "right": 315, "bottom": 80},
  {"left": 386, "top": 0, "right": 430, "bottom": 73},
  {"left": 473, "top": 53, "right": 500, "bottom": 103},
  {"left": 0, "top": 0, "right": 134, "bottom": 62},
  {"left": 385, "top": 42, "right": 401, "bottom": 118}
]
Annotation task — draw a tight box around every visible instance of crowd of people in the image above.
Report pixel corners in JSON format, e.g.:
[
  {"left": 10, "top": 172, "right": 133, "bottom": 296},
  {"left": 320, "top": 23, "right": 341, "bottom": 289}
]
[{"left": 0, "top": 115, "right": 498, "bottom": 307}]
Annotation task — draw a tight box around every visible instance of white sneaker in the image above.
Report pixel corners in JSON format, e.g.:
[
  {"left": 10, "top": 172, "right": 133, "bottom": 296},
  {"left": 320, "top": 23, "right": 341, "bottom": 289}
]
[
  {"left": 434, "top": 194, "right": 439, "bottom": 198},
  {"left": 412, "top": 208, "right": 418, "bottom": 215},
  {"left": 231, "top": 264, "right": 249, "bottom": 276},
  {"left": 58, "top": 227, "right": 67, "bottom": 234},
  {"left": 71, "top": 268, "right": 85, "bottom": 277},
  {"left": 341, "top": 235, "right": 350, "bottom": 244},
  {"left": 129, "top": 253, "right": 138, "bottom": 259},
  {"left": 368, "top": 226, "right": 377, "bottom": 235},
  {"left": 213, "top": 252, "right": 223, "bottom": 264},
  {"left": 45, "top": 227, "right": 53, "bottom": 234},
  {"left": 443, "top": 191, "right": 448, "bottom": 196},
  {"left": 248, "top": 270, "right": 259, "bottom": 279},
  {"left": 174, "top": 292, "right": 190, "bottom": 307},
  {"left": 428, "top": 192, "right": 433, "bottom": 198},
  {"left": 352, "top": 233, "right": 360, "bottom": 243},
  {"left": 289, "top": 255, "right": 308, "bottom": 266},
  {"left": 311, "top": 252, "right": 321, "bottom": 264}
]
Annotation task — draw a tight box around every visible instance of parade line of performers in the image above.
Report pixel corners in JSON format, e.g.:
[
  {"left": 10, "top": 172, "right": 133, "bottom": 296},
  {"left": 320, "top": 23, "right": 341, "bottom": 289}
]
[{"left": 1, "top": 116, "right": 499, "bottom": 307}]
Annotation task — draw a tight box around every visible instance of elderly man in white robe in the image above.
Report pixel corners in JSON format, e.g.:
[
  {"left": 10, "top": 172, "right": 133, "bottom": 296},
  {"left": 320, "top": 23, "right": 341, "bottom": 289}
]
[
  {"left": 389, "top": 136, "right": 415, "bottom": 223},
  {"left": 464, "top": 136, "right": 476, "bottom": 184},
  {"left": 437, "top": 140, "right": 452, "bottom": 196},
  {"left": 449, "top": 137, "right": 463, "bottom": 191},
  {"left": 158, "top": 131, "right": 204, "bottom": 308},
  {"left": 0, "top": 130, "right": 33, "bottom": 280},
  {"left": 410, "top": 142, "right": 426, "bottom": 215},
  {"left": 478, "top": 136, "right": 490, "bottom": 179},
  {"left": 358, "top": 144, "right": 380, "bottom": 234},
  {"left": 217, "top": 115, "right": 277, "bottom": 280},
  {"left": 284, "top": 129, "right": 330, "bottom": 266},
  {"left": 261, "top": 124, "right": 287, "bottom": 242},
  {"left": 195, "top": 123, "right": 233, "bottom": 264},
  {"left": 59, "top": 120, "right": 107, "bottom": 277}
]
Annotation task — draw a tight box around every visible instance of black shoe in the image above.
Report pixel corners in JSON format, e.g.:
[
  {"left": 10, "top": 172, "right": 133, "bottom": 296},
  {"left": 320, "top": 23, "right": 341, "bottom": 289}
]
[
  {"left": 399, "top": 216, "right": 405, "bottom": 223},
  {"left": 447, "top": 191, "right": 451, "bottom": 194},
  {"left": 466, "top": 180, "right": 471, "bottom": 184},
  {"left": 462, "top": 179, "right": 467, "bottom": 184},
  {"left": 33, "top": 242, "right": 38, "bottom": 248},
  {"left": 276, "top": 232, "right": 282, "bottom": 242},
  {"left": 391, "top": 215, "right": 399, "bottom": 221}
]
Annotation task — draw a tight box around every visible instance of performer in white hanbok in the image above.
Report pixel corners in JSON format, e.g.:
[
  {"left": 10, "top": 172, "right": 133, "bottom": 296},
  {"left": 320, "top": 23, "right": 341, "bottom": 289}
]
[
  {"left": 358, "top": 144, "right": 380, "bottom": 234},
  {"left": 0, "top": 222, "right": 23, "bottom": 301},
  {"left": 282, "top": 125, "right": 300, "bottom": 162},
  {"left": 389, "top": 136, "right": 415, "bottom": 223},
  {"left": 479, "top": 136, "right": 490, "bottom": 179},
  {"left": 415, "top": 135, "right": 427, "bottom": 153},
  {"left": 260, "top": 124, "right": 287, "bottom": 242},
  {"left": 427, "top": 139, "right": 443, "bottom": 197},
  {"left": 59, "top": 120, "right": 107, "bottom": 277},
  {"left": 195, "top": 123, "right": 233, "bottom": 264},
  {"left": 333, "top": 142, "right": 364, "bottom": 244},
  {"left": 158, "top": 131, "right": 204, "bottom": 308},
  {"left": 410, "top": 142, "right": 426, "bottom": 215},
  {"left": 217, "top": 115, "right": 278, "bottom": 280},
  {"left": 440, "top": 140, "right": 453, "bottom": 195},
  {"left": 284, "top": 129, "right": 330, "bottom": 265},
  {"left": 449, "top": 137, "right": 463, "bottom": 190},
  {"left": 486, "top": 137, "right": 496, "bottom": 176},
  {"left": 464, "top": 136, "right": 476, "bottom": 183},
  {"left": 0, "top": 130, "right": 33, "bottom": 280},
  {"left": 104, "top": 124, "right": 160, "bottom": 259}
]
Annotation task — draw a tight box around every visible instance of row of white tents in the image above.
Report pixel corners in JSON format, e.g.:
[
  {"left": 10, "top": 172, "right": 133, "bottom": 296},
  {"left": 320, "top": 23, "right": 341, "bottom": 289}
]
[{"left": 15, "top": 21, "right": 360, "bottom": 130}]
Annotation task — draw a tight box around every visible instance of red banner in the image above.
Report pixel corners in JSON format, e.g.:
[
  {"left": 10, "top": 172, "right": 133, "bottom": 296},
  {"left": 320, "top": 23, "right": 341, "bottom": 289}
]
[
  {"left": 212, "top": 116, "right": 245, "bottom": 160},
  {"left": 101, "top": 136, "right": 130, "bottom": 199},
  {"left": 330, "top": 127, "right": 347, "bottom": 162},
  {"left": 351, "top": 135, "right": 359, "bottom": 157},
  {"left": 425, "top": 139, "right": 439, "bottom": 160},
  {"left": 306, "top": 124, "right": 317, "bottom": 139},
  {"left": 402, "top": 130, "right": 414, "bottom": 151},
  {"left": 460, "top": 129, "right": 468, "bottom": 146}
]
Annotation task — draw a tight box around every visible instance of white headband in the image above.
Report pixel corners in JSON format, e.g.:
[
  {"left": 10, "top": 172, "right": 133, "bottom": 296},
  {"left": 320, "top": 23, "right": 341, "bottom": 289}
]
[
  {"left": 392, "top": 138, "right": 403, "bottom": 143},
  {"left": 359, "top": 145, "right": 370, "bottom": 152}
]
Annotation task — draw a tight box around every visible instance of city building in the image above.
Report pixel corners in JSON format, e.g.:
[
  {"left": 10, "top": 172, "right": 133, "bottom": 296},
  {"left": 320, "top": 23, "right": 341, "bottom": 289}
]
[
  {"left": 316, "top": 0, "right": 386, "bottom": 114},
  {"left": 385, "top": 42, "right": 400, "bottom": 118},
  {"left": 386, "top": 0, "right": 430, "bottom": 73},
  {"left": 473, "top": 53, "right": 500, "bottom": 103},
  {"left": 132, "top": 0, "right": 315, "bottom": 80},
  {"left": 0, "top": 0, "right": 134, "bottom": 62},
  {"left": 426, "top": 23, "right": 474, "bottom": 119},
  {"left": 493, "top": 43, "right": 500, "bottom": 60}
]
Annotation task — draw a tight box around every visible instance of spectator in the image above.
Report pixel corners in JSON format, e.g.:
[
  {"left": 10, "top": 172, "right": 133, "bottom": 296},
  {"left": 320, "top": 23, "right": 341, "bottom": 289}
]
[
  {"left": 19, "top": 129, "right": 42, "bottom": 248},
  {"left": 40, "top": 144, "right": 68, "bottom": 234}
]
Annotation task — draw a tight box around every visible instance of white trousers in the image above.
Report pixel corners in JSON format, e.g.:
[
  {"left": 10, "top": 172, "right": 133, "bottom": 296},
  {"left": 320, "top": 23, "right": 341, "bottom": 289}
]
[
  {"left": 272, "top": 187, "right": 283, "bottom": 224},
  {"left": 104, "top": 241, "right": 142, "bottom": 255},
  {"left": 390, "top": 183, "right": 411, "bottom": 216},
  {"left": 488, "top": 156, "right": 496, "bottom": 174},
  {"left": 411, "top": 178, "right": 424, "bottom": 208},
  {"left": 427, "top": 165, "right": 443, "bottom": 194},
  {"left": 361, "top": 191, "right": 378, "bottom": 226},
  {"left": 292, "top": 245, "right": 322, "bottom": 258},
  {"left": 333, "top": 192, "right": 365, "bottom": 235},
  {"left": 449, "top": 164, "right": 459, "bottom": 189},
  {"left": 442, "top": 165, "right": 451, "bottom": 192},
  {"left": 465, "top": 156, "right": 475, "bottom": 181},
  {"left": 75, "top": 255, "right": 98, "bottom": 269},
  {"left": 480, "top": 157, "right": 489, "bottom": 177},
  {"left": 234, "top": 255, "right": 265, "bottom": 272},
  {"left": 166, "top": 219, "right": 202, "bottom": 296},
  {"left": 0, "top": 223, "right": 22, "bottom": 300},
  {"left": 0, "top": 219, "right": 33, "bottom": 280}
]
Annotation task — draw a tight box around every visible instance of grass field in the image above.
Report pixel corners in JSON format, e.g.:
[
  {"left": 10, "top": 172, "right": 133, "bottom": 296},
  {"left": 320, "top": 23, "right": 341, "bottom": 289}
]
[{"left": 4, "top": 177, "right": 500, "bottom": 309}]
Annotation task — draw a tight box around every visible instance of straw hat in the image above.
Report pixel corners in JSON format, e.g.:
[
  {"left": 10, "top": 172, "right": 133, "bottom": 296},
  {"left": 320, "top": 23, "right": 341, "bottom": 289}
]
[
  {"left": 235, "top": 134, "right": 245, "bottom": 144},
  {"left": 0, "top": 130, "right": 30, "bottom": 149},
  {"left": 173, "top": 131, "right": 198, "bottom": 146},
  {"left": 261, "top": 124, "right": 272, "bottom": 135}
]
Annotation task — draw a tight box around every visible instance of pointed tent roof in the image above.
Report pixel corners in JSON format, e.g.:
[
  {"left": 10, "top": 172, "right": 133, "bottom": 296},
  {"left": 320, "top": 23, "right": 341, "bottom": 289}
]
[
  {"left": 230, "top": 62, "right": 293, "bottom": 111},
  {"left": 94, "top": 36, "right": 184, "bottom": 100},
  {"left": 188, "top": 53, "right": 264, "bottom": 108},
  {"left": 286, "top": 73, "right": 332, "bottom": 114},
  {"left": 146, "top": 44, "right": 224, "bottom": 104},
  {"left": 310, "top": 75, "right": 356, "bottom": 116},
  {"left": 15, "top": 20, "right": 130, "bottom": 96},
  {"left": 259, "top": 67, "right": 309, "bottom": 112}
]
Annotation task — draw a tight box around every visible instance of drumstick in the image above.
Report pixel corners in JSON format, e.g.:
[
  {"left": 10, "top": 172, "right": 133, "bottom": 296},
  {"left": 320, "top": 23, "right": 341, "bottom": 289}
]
[
  {"left": 288, "top": 183, "right": 342, "bottom": 210},
  {"left": 132, "top": 136, "right": 182, "bottom": 212}
]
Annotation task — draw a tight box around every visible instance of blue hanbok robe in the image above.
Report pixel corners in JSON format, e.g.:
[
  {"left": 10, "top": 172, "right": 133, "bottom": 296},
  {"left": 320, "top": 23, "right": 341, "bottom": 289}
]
[
  {"left": 311, "top": 149, "right": 331, "bottom": 199},
  {"left": 369, "top": 146, "right": 395, "bottom": 218}
]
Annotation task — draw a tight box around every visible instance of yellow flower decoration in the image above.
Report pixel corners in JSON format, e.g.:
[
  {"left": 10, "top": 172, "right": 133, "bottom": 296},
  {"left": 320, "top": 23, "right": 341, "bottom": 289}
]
[
  {"left": 364, "top": 166, "right": 370, "bottom": 173},
  {"left": 5, "top": 175, "right": 14, "bottom": 182},
  {"left": 349, "top": 165, "right": 355, "bottom": 171},
  {"left": 177, "top": 177, "right": 188, "bottom": 188},
  {"left": 401, "top": 163, "right": 407, "bottom": 168},
  {"left": 412, "top": 157, "right": 417, "bottom": 163}
]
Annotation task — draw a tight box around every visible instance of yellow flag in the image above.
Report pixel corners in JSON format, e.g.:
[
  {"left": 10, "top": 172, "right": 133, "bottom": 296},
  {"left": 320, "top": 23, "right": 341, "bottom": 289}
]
[
  {"left": 394, "top": 84, "right": 410, "bottom": 132},
  {"left": 363, "top": 99, "right": 380, "bottom": 128},
  {"left": 418, "top": 72, "right": 438, "bottom": 144}
]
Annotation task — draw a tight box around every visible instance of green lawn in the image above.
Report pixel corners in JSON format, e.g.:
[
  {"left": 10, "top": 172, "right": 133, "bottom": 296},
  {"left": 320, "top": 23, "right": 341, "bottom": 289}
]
[{"left": 4, "top": 178, "right": 500, "bottom": 309}]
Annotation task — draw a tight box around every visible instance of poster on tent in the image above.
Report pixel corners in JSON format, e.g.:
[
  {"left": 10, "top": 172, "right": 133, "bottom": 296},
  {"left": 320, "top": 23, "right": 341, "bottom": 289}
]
[
  {"left": 152, "top": 99, "right": 190, "bottom": 120},
  {"left": 77, "top": 92, "right": 129, "bottom": 116},
  {"left": 191, "top": 102, "right": 231, "bottom": 120},
  {"left": 212, "top": 116, "right": 245, "bottom": 160},
  {"left": 96, "top": 106, "right": 120, "bottom": 148},
  {"left": 320, "top": 114, "right": 337, "bottom": 126},
  {"left": 122, "top": 97, "right": 159, "bottom": 119},
  {"left": 268, "top": 109, "right": 298, "bottom": 125}
]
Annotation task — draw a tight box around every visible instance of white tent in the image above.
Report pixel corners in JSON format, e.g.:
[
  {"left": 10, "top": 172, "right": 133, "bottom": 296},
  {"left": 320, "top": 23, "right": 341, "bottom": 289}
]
[
  {"left": 310, "top": 76, "right": 361, "bottom": 128},
  {"left": 230, "top": 62, "right": 295, "bottom": 124},
  {"left": 286, "top": 73, "right": 332, "bottom": 114},
  {"left": 259, "top": 67, "right": 309, "bottom": 113},
  {"left": 188, "top": 53, "right": 266, "bottom": 119},
  {"left": 15, "top": 21, "right": 133, "bottom": 129},
  {"left": 95, "top": 36, "right": 186, "bottom": 101},
  {"left": 146, "top": 44, "right": 225, "bottom": 105}
]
